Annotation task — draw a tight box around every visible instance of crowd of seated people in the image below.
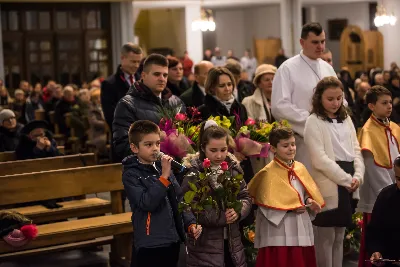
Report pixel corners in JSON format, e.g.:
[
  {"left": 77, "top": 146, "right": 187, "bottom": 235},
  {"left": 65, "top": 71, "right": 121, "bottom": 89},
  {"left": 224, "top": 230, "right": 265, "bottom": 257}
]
[{"left": 0, "top": 79, "right": 108, "bottom": 156}]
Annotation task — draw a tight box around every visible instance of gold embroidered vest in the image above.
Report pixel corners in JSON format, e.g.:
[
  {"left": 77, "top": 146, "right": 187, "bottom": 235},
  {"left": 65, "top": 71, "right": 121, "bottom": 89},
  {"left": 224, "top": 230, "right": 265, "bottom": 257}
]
[
  {"left": 248, "top": 158, "right": 325, "bottom": 210},
  {"left": 358, "top": 115, "right": 400, "bottom": 169}
]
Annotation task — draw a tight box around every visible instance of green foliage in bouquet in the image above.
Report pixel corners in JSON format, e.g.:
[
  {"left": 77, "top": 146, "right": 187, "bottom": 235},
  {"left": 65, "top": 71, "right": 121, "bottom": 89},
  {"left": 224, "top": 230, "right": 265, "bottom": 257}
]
[
  {"left": 179, "top": 160, "right": 244, "bottom": 222},
  {"left": 156, "top": 104, "right": 185, "bottom": 120},
  {"left": 238, "top": 119, "right": 292, "bottom": 143},
  {"left": 243, "top": 223, "right": 258, "bottom": 266},
  {"left": 344, "top": 212, "right": 363, "bottom": 254}
]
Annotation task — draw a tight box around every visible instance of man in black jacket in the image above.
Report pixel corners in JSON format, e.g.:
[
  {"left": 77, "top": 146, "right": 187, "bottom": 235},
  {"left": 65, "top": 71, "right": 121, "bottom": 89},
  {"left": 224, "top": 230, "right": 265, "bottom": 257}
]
[
  {"left": 101, "top": 43, "right": 143, "bottom": 131},
  {"left": 113, "top": 54, "right": 185, "bottom": 163},
  {"left": 180, "top": 61, "right": 213, "bottom": 108},
  {"left": 367, "top": 156, "right": 400, "bottom": 266}
]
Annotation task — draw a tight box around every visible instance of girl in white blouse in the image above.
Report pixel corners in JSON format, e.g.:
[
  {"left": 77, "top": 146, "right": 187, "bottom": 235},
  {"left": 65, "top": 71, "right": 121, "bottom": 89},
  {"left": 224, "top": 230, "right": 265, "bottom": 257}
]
[{"left": 304, "top": 76, "right": 364, "bottom": 267}]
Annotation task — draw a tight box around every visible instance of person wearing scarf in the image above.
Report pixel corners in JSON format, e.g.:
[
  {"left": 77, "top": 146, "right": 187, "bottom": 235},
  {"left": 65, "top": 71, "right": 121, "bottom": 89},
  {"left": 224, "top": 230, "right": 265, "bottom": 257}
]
[
  {"left": 248, "top": 126, "right": 324, "bottom": 267},
  {"left": 357, "top": 86, "right": 400, "bottom": 267},
  {"left": 198, "top": 67, "right": 253, "bottom": 184}
]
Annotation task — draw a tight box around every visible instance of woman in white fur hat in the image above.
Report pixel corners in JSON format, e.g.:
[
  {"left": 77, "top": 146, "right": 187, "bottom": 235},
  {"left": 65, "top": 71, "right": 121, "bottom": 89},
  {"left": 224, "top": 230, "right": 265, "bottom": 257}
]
[
  {"left": 242, "top": 64, "right": 277, "bottom": 173},
  {"left": 242, "top": 64, "right": 277, "bottom": 123}
]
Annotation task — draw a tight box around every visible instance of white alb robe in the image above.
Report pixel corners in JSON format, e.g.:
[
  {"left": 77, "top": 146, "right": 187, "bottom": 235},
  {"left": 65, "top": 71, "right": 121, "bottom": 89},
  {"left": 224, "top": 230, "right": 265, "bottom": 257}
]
[
  {"left": 254, "top": 173, "right": 315, "bottom": 248},
  {"left": 357, "top": 131, "right": 399, "bottom": 213},
  {"left": 271, "top": 50, "right": 337, "bottom": 170}
]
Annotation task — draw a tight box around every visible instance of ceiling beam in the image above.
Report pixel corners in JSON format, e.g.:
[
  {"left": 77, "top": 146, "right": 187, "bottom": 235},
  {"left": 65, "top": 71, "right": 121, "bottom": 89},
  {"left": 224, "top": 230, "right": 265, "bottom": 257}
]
[
  {"left": 133, "top": 0, "right": 280, "bottom": 9},
  {"left": 4, "top": 0, "right": 374, "bottom": 7}
]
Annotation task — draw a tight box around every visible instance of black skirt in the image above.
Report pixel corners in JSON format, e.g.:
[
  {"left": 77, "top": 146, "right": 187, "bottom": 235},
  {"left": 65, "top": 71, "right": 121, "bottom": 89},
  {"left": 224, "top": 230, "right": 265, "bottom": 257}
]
[{"left": 312, "top": 161, "right": 355, "bottom": 228}]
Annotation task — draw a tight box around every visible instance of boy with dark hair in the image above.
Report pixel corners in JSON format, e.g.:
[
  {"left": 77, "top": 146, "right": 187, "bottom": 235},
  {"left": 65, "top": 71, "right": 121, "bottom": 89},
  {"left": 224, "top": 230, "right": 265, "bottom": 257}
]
[
  {"left": 357, "top": 85, "right": 400, "bottom": 267},
  {"left": 122, "top": 120, "right": 200, "bottom": 267},
  {"left": 248, "top": 126, "right": 324, "bottom": 267},
  {"left": 113, "top": 54, "right": 185, "bottom": 162}
]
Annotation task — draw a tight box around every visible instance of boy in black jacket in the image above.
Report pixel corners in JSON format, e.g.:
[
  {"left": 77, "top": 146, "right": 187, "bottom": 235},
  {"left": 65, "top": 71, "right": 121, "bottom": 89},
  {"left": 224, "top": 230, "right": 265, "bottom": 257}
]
[{"left": 122, "top": 120, "right": 202, "bottom": 267}]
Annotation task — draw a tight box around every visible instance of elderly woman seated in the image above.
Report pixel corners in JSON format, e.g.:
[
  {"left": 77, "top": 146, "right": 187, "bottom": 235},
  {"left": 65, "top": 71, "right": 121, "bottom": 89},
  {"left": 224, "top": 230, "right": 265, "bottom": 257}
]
[{"left": 87, "top": 88, "right": 108, "bottom": 157}]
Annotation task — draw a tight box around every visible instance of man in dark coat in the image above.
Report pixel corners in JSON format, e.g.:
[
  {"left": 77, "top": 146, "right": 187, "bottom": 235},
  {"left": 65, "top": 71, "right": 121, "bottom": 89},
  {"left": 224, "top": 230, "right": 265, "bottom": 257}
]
[
  {"left": 180, "top": 61, "right": 213, "bottom": 107},
  {"left": 101, "top": 43, "right": 143, "bottom": 131},
  {"left": 112, "top": 54, "right": 185, "bottom": 163},
  {"left": 367, "top": 156, "right": 400, "bottom": 266},
  {"left": 0, "top": 109, "right": 23, "bottom": 152},
  {"left": 274, "top": 48, "right": 288, "bottom": 68}
]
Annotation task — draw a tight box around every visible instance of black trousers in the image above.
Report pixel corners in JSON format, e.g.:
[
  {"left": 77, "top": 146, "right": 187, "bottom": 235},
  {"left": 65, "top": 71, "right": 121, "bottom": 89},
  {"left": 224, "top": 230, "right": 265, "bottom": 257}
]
[{"left": 134, "top": 242, "right": 180, "bottom": 267}]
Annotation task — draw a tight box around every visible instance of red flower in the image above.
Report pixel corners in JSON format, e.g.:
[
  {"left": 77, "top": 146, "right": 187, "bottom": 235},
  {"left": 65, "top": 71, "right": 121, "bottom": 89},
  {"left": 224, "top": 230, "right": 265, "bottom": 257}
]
[
  {"left": 203, "top": 158, "right": 211, "bottom": 168},
  {"left": 20, "top": 224, "right": 38, "bottom": 239},
  {"left": 175, "top": 113, "right": 187, "bottom": 121},
  {"left": 220, "top": 161, "right": 228, "bottom": 171},
  {"left": 357, "top": 220, "right": 363, "bottom": 228},
  {"left": 245, "top": 118, "right": 256, "bottom": 126}
]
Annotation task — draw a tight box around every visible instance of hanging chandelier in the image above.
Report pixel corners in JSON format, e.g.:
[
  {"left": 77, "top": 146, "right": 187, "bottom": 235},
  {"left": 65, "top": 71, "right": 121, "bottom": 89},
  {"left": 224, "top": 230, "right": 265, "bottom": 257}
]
[
  {"left": 374, "top": 2, "right": 397, "bottom": 27},
  {"left": 191, "top": 8, "right": 216, "bottom": 32}
]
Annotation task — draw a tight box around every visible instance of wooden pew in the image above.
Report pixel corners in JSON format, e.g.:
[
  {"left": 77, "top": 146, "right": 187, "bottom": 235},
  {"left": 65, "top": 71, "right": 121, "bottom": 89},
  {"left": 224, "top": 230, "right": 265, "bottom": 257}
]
[
  {"left": 0, "top": 153, "right": 110, "bottom": 224},
  {"left": 0, "top": 146, "right": 66, "bottom": 162},
  {"left": 0, "top": 153, "right": 95, "bottom": 176},
  {"left": 0, "top": 164, "right": 132, "bottom": 265},
  {"left": 49, "top": 111, "right": 65, "bottom": 146},
  {"left": 0, "top": 151, "right": 14, "bottom": 162},
  {"left": 65, "top": 112, "right": 81, "bottom": 154},
  {"left": 34, "top": 109, "right": 46, "bottom": 121}
]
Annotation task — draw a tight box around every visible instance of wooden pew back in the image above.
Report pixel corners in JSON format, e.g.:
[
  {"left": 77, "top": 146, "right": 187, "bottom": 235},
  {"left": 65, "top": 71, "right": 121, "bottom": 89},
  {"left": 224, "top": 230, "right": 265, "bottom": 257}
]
[
  {"left": 34, "top": 109, "right": 46, "bottom": 121},
  {"left": 0, "top": 153, "right": 95, "bottom": 176},
  {"left": 0, "top": 146, "right": 65, "bottom": 163},
  {"left": 0, "top": 163, "right": 123, "bottom": 206},
  {"left": 0, "top": 151, "right": 15, "bottom": 162}
]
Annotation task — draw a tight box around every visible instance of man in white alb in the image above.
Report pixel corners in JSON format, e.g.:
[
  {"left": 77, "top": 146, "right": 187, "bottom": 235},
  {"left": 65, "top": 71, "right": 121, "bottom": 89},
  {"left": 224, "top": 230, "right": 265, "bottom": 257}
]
[{"left": 271, "top": 22, "right": 337, "bottom": 171}]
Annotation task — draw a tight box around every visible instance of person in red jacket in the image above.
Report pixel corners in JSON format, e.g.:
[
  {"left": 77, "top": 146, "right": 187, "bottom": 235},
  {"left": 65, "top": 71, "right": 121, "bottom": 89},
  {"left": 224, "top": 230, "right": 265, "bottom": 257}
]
[{"left": 181, "top": 51, "right": 194, "bottom": 77}]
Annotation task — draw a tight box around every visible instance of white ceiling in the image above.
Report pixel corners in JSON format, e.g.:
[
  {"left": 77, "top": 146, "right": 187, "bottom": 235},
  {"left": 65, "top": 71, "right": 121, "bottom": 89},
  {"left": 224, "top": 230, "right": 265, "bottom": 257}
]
[{"left": 132, "top": 0, "right": 375, "bottom": 9}]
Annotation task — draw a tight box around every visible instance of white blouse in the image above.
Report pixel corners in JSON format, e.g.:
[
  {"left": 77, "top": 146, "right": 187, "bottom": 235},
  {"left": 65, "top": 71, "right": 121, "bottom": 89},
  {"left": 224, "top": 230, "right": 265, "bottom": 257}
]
[{"left": 327, "top": 119, "right": 355, "bottom": 162}]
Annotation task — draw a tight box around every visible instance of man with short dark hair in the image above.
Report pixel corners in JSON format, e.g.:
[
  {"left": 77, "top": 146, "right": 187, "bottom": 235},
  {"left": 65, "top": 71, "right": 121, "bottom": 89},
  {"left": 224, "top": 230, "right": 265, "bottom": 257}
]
[
  {"left": 101, "top": 43, "right": 143, "bottom": 132},
  {"left": 271, "top": 22, "right": 337, "bottom": 171},
  {"left": 180, "top": 61, "right": 213, "bottom": 107},
  {"left": 112, "top": 54, "right": 185, "bottom": 162}
]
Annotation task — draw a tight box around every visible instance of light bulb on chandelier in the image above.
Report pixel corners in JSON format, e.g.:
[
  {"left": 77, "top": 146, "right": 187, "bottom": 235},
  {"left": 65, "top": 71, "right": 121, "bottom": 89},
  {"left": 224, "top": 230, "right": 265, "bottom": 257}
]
[
  {"left": 374, "top": 3, "right": 397, "bottom": 27},
  {"left": 191, "top": 9, "right": 216, "bottom": 32}
]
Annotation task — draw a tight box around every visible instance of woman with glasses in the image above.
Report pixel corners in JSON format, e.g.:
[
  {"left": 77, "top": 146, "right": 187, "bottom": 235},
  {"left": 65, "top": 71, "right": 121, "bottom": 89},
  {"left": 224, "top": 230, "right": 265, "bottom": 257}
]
[{"left": 0, "top": 109, "right": 23, "bottom": 152}]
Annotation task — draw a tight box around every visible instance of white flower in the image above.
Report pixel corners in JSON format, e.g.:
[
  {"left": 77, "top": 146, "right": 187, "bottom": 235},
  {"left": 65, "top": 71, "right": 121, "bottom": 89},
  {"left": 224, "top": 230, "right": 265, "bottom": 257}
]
[{"left": 346, "top": 234, "right": 352, "bottom": 240}]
